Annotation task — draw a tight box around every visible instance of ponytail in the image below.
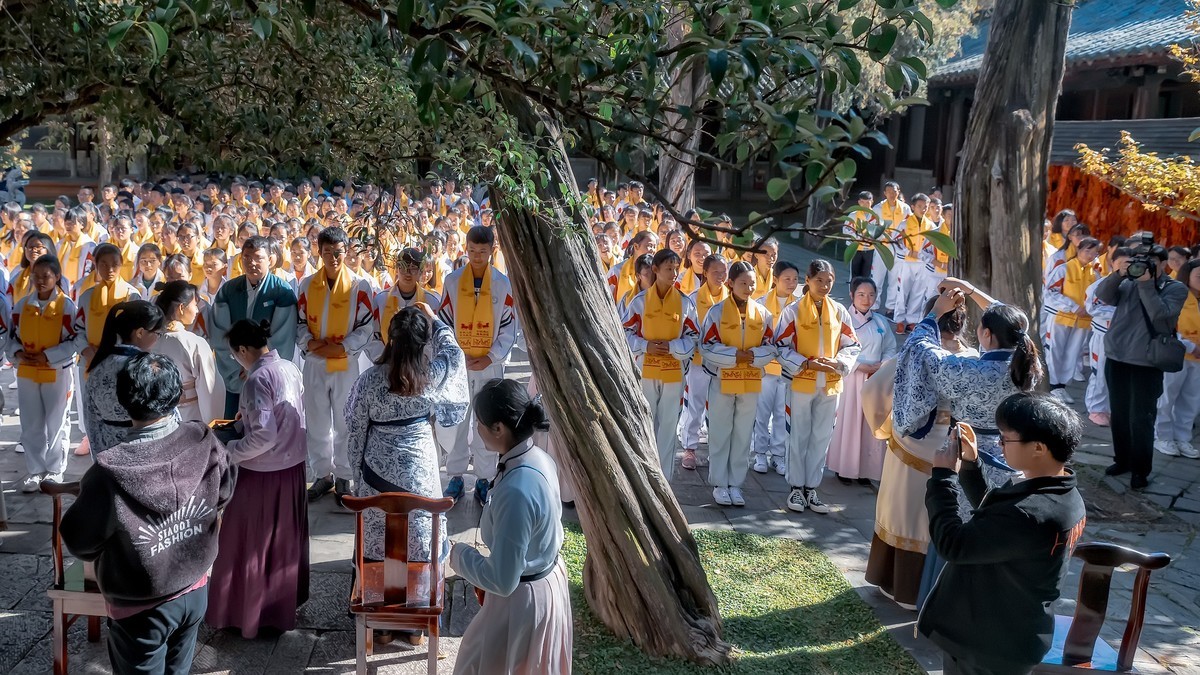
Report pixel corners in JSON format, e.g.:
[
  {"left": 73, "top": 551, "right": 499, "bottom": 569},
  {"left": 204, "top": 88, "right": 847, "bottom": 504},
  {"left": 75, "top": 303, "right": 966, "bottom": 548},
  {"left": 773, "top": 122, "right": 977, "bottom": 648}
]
[
  {"left": 981, "top": 304, "right": 1042, "bottom": 391},
  {"left": 88, "top": 300, "right": 165, "bottom": 373},
  {"left": 154, "top": 280, "right": 198, "bottom": 322}
]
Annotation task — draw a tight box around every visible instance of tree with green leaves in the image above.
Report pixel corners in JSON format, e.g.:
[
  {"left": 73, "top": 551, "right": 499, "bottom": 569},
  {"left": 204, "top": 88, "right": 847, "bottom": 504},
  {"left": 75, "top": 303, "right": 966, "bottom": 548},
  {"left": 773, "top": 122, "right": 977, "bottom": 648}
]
[{"left": 3, "top": 0, "right": 955, "bottom": 662}]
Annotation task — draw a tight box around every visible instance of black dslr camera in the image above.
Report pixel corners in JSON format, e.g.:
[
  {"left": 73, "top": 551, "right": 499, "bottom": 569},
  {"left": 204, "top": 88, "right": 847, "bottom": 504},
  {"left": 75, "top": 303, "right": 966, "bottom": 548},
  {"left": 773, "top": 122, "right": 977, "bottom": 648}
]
[{"left": 1126, "top": 232, "right": 1162, "bottom": 279}]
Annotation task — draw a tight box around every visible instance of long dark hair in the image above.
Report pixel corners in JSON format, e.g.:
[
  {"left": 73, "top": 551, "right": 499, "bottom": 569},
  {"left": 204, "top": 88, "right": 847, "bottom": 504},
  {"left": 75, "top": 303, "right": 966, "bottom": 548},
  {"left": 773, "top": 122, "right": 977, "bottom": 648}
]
[
  {"left": 474, "top": 378, "right": 550, "bottom": 446},
  {"left": 88, "top": 300, "right": 165, "bottom": 372},
  {"left": 377, "top": 306, "right": 432, "bottom": 396},
  {"left": 1050, "top": 209, "right": 1076, "bottom": 237},
  {"left": 980, "top": 304, "right": 1042, "bottom": 391},
  {"left": 154, "top": 280, "right": 198, "bottom": 322},
  {"left": 227, "top": 318, "right": 271, "bottom": 350},
  {"left": 20, "top": 231, "right": 57, "bottom": 269}
]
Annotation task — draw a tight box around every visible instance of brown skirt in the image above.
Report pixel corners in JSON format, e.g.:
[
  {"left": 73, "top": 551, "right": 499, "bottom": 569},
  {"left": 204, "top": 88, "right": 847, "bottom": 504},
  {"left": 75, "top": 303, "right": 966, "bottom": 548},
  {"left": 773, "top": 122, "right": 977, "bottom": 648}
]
[
  {"left": 205, "top": 462, "right": 310, "bottom": 638},
  {"left": 865, "top": 533, "right": 925, "bottom": 609}
]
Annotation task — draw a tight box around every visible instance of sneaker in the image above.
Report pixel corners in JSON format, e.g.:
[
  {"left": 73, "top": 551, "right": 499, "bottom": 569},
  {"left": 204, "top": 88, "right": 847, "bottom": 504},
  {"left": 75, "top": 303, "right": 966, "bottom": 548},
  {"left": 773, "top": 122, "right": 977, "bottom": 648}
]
[
  {"left": 1088, "top": 413, "right": 1111, "bottom": 427},
  {"left": 774, "top": 460, "right": 787, "bottom": 476},
  {"left": 43, "top": 472, "right": 64, "bottom": 484},
  {"left": 752, "top": 455, "right": 769, "bottom": 474},
  {"left": 7, "top": 380, "right": 16, "bottom": 390},
  {"left": 728, "top": 486, "right": 745, "bottom": 507},
  {"left": 1104, "top": 463, "right": 1129, "bottom": 477},
  {"left": 1073, "top": 372, "right": 1088, "bottom": 382},
  {"left": 474, "top": 478, "right": 491, "bottom": 506},
  {"left": 1131, "top": 474, "right": 1150, "bottom": 490},
  {"left": 334, "top": 478, "right": 353, "bottom": 507},
  {"left": 1179, "top": 443, "right": 1199, "bottom": 460},
  {"left": 307, "top": 474, "right": 335, "bottom": 502},
  {"left": 1155, "top": 440, "right": 1180, "bottom": 457},
  {"left": 712, "top": 487, "right": 732, "bottom": 506},
  {"left": 786, "top": 488, "right": 807, "bottom": 513},
  {"left": 1050, "top": 388, "right": 1075, "bottom": 404},
  {"left": 13, "top": 443, "right": 24, "bottom": 454},
  {"left": 804, "top": 488, "right": 830, "bottom": 514},
  {"left": 21, "top": 474, "right": 42, "bottom": 493},
  {"left": 681, "top": 450, "right": 697, "bottom": 470},
  {"left": 695, "top": 453, "right": 709, "bottom": 468},
  {"left": 895, "top": 322, "right": 907, "bottom": 335},
  {"left": 443, "top": 476, "right": 465, "bottom": 503}
]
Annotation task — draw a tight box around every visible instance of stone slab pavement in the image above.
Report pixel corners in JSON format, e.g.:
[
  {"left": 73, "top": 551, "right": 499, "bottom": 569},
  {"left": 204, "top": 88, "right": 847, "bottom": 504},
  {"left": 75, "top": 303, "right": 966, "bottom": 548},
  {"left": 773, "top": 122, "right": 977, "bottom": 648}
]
[{"left": 0, "top": 239, "right": 1198, "bottom": 673}]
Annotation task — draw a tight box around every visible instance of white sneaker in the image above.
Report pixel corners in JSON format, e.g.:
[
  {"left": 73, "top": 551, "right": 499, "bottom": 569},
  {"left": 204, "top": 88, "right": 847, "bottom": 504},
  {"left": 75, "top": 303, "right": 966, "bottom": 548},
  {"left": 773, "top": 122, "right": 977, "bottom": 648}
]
[
  {"left": 774, "top": 460, "right": 787, "bottom": 476},
  {"left": 1178, "top": 442, "right": 1199, "bottom": 460},
  {"left": 1072, "top": 372, "right": 1087, "bottom": 383},
  {"left": 1156, "top": 440, "right": 1180, "bottom": 457},
  {"left": 804, "top": 488, "right": 830, "bottom": 514},
  {"left": 752, "top": 455, "right": 769, "bottom": 474},
  {"left": 713, "top": 487, "right": 732, "bottom": 507},
  {"left": 21, "top": 474, "right": 42, "bottom": 493},
  {"left": 786, "top": 488, "right": 807, "bottom": 513},
  {"left": 13, "top": 443, "right": 24, "bottom": 454},
  {"left": 43, "top": 472, "right": 65, "bottom": 484},
  {"left": 728, "top": 486, "right": 745, "bottom": 507},
  {"left": 1051, "top": 388, "right": 1075, "bottom": 404},
  {"left": 7, "top": 380, "right": 16, "bottom": 390}
]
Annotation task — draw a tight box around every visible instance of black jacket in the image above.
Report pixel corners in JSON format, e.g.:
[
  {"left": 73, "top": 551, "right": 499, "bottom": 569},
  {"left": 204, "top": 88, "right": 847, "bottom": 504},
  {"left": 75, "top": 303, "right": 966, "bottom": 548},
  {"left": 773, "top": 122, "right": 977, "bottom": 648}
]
[
  {"left": 61, "top": 421, "right": 236, "bottom": 610},
  {"left": 919, "top": 462, "right": 1086, "bottom": 674}
]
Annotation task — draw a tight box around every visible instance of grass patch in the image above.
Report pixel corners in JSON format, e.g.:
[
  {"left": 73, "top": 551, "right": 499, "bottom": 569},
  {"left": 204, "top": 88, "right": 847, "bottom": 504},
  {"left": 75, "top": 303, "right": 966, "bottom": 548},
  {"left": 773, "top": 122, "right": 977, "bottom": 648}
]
[{"left": 562, "top": 524, "right": 923, "bottom": 674}]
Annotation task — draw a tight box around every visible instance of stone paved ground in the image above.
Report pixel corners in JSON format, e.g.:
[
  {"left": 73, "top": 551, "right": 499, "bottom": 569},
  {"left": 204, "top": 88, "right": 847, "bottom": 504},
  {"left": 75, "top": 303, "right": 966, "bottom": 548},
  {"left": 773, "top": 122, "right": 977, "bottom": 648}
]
[{"left": 1, "top": 239, "right": 1198, "bottom": 673}]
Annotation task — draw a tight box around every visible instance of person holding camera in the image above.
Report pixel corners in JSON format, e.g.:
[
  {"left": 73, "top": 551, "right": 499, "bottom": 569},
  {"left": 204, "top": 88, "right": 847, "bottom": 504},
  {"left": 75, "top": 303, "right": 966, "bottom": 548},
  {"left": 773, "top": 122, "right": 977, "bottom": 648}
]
[{"left": 1094, "top": 235, "right": 1188, "bottom": 489}]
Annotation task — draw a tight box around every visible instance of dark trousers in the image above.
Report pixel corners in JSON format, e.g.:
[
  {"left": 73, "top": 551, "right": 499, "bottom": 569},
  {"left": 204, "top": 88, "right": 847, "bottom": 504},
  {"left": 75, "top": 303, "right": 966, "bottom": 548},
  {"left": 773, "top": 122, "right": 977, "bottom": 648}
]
[
  {"left": 1105, "top": 359, "right": 1165, "bottom": 479},
  {"left": 850, "top": 249, "right": 873, "bottom": 281},
  {"left": 108, "top": 587, "right": 208, "bottom": 675},
  {"left": 942, "top": 652, "right": 1031, "bottom": 675},
  {"left": 223, "top": 392, "right": 240, "bottom": 420}
]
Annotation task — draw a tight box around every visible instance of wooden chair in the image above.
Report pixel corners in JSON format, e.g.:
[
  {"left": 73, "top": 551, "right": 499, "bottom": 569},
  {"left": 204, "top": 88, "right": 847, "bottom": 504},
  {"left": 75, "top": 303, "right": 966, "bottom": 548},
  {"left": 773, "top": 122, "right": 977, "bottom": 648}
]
[
  {"left": 1036, "top": 542, "right": 1171, "bottom": 673},
  {"left": 42, "top": 480, "right": 106, "bottom": 675},
  {"left": 342, "top": 492, "right": 456, "bottom": 675}
]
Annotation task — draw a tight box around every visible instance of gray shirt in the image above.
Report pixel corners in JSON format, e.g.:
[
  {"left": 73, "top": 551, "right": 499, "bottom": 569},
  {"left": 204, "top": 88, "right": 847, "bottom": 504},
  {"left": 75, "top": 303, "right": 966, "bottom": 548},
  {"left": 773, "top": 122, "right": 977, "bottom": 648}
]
[{"left": 1095, "top": 272, "right": 1188, "bottom": 368}]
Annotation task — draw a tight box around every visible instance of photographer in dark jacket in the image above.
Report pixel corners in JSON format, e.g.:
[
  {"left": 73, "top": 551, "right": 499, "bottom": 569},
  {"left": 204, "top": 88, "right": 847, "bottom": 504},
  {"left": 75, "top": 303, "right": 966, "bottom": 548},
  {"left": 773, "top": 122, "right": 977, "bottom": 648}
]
[
  {"left": 62, "top": 353, "right": 235, "bottom": 674},
  {"left": 921, "top": 393, "right": 1087, "bottom": 675},
  {"left": 1094, "top": 236, "right": 1187, "bottom": 489}
]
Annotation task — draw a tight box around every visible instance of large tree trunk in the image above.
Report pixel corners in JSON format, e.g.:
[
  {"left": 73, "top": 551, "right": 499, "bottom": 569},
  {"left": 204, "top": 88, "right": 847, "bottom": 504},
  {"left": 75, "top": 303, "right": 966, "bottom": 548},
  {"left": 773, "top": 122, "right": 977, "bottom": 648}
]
[
  {"left": 954, "top": 0, "right": 1072, "bottom": 317},
  {"left": 656, "top": 19, "right": 706, "bottom": 213},
  {"left": 492, "top": 90, "right": 730, "bottom": 665}
]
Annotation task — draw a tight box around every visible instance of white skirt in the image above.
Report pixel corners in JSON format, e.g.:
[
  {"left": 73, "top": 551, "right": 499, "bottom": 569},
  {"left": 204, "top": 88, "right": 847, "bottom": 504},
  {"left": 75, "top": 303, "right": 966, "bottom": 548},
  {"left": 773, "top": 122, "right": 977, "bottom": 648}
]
[{"left": 454, "top": 559, "right": 573, "bottom": 675}]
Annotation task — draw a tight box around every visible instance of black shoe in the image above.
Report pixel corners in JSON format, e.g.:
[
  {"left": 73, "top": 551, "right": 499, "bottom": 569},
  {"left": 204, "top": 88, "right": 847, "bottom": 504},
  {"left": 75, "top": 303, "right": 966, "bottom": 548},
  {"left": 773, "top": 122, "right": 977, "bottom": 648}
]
[
  {"left": 857, "top": 478, "right": 874, "bottom": 487},
  {"left": 307, "top": 475, "right": 335, "bottom": 502},
  {"left": 1131, "top": 474, "right": 1149, "bottom": 490},
  {"left": 1104, "top": 463, "right": 1129, "bottom": 477},
  {"left": 334, "top": 478, "right": 353, "bottom": 507},
  {"left": 562, "top": 500, "right": 575, "bottom": 510},
  {"left": 836, "top": 473, "right": 852, "bottom": 486}
]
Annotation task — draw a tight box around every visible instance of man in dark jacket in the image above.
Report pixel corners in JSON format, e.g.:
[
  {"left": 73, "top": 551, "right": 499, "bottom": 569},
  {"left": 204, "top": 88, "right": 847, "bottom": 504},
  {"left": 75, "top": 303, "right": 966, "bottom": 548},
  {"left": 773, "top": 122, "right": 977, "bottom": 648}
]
[
  {"left": 920, "top": 393, "right": 1087, "bottom": 675},
  {"left": 62, "top": 353, "right": 235, "bottom": 674}
]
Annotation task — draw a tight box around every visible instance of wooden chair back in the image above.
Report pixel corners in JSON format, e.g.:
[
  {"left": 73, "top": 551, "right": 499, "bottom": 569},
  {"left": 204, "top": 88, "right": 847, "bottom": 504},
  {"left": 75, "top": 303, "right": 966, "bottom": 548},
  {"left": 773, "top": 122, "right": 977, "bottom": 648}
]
[
  {"left": 1063, "top": 542, "right": 1171, "bottom": 671},
  {"left": 341, "top": 492, "right": 456, "bottom": 610},
  {"left": 41, "top": 481, "right": 81, "bottom": 589}
]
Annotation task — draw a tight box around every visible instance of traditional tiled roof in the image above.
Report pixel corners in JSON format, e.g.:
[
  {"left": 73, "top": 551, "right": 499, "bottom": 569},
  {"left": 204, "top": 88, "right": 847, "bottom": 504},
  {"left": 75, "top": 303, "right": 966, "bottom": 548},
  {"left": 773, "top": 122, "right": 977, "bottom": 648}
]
[
  {"left": 933, "top": 0, "right": 1194, "bottom": 83},
  {"left": 1050, "top": 117, "right": 1200, "bottom": 163}
]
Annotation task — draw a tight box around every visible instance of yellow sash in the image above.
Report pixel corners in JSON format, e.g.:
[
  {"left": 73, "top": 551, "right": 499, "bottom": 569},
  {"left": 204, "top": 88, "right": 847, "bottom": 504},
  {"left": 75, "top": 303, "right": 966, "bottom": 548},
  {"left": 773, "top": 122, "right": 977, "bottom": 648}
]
[
  {"left": 902, "top": 214, "right": 928, "bottom": 262},
  {"left": 932, "top": 221, "right": 951, "bottom": 272},
  {"left": 1054, "top": 258, "right": 1098, "bottom": 330},
  {"left": 59, "top": 234, "right": 93, "bottom": 285},
  {"left": 19, "top": 294, "right": 66, "bottom": 383},
  {"left": 1180, "top": 294, "right": 1199, "bottom": 362},
  {"left": 717, "top": 299, "right": 765, "bottom": 395},
  {"left": 378, "top": 291, "right": 422, "bottom": 346},
  {"left": 790, "top": 293, "right": 844, "bottom": 395},
  {"left": 456, "top": 267, "right": 495, "bottom": 359},
  {"left": 763, "top": 290, "right": 793, "bottom": 377},
  {"left": 1047, "top": 232, "right": 1065, "bottom": 250},
  {"left": 641, "top": 286, "right": 684, "bottom": 384},
  {"left": 752, "top": 265, "right": 773, "bottom": 300},
  {"left": 12, "top": 266, "right": 32, "bottom": 303},
  {"left": 87, "top": 281, "right": 131, "bottom": 348},
  {"left": 306, "top": 266, "right": 354, "bottom": 372},
  {"left": 878, "top": 200, "right": 905, "bottom": 226},
  {"left": 614, "top": 257, "right": 637, "bottom": 302},
  {"left": 693, "top": 283, "right": 729, "bottom": 365},
  {"left": 677, "top": 269, "right": 702, "bottom": 297},
  {"left": 115, "top": 240, "right": 138, "bottom": 282}
]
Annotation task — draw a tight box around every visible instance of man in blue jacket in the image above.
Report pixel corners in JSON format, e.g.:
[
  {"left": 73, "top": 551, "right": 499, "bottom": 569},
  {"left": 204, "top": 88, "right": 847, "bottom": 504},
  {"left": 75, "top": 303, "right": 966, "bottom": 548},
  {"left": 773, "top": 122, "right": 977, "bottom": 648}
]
[{"left": 921, "top": 393, "right": 1087, "bottom": 675}]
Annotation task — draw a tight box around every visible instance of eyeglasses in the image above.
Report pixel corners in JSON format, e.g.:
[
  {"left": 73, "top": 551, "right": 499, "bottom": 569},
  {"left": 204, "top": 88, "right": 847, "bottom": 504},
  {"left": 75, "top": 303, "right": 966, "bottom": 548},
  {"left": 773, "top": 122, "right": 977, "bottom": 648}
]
[{"left": 998, "top": 436, "right": 1027, "bottom": 448}]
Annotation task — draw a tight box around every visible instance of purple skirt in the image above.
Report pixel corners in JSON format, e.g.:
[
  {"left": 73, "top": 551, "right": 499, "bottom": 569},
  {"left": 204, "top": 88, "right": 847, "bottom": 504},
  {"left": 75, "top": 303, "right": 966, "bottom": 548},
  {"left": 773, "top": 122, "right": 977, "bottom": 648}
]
[{"left": 205, "top": 462, "right": 310, "bottom": 638}]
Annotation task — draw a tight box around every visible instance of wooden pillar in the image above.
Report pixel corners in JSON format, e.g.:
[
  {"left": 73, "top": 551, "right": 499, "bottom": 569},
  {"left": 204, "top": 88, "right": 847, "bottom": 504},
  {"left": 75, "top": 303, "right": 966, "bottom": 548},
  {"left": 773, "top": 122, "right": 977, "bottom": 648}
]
[{"left": 1133, "top": 73, "right": 1165, "bottom": 119}]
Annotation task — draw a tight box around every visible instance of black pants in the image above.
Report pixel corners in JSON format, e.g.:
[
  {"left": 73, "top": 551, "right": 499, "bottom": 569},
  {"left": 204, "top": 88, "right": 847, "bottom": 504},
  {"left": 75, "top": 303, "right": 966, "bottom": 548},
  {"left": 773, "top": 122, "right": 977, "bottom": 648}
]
[
  {"left": 223, "top": 392, "right": 240, "bottom": 420},
  {"left": 850, "top": 249, "right": 873, "bottom": 281},
  {"left": 942, "top": 652, "right": 1031, "bottom": 675},
  {"left": 1105, "top": 359, "right": 1165, "bottom": 479},
  {"left": 108, "top": 587, "right": 208, "bottom": 675}
]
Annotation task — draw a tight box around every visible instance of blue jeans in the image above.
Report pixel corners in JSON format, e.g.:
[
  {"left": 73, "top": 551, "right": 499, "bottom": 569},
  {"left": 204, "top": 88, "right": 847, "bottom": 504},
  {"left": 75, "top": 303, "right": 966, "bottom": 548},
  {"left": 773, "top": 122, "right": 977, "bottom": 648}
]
[{"left": 107, "top": 586, "right": 208, "bottom": 675}]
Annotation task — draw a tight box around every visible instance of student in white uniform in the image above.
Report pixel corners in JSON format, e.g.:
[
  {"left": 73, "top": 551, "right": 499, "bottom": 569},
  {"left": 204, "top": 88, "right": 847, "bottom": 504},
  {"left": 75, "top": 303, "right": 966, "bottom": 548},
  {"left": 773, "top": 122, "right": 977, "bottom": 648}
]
[
  {"left": 1044, "top": 237, "right": 1102, "bottom": 402},
  {"left": 680, "top": 254, "right": 729, "bottom": 471},
  {"left": 151, "top": 281, "right": 225, "bottom": 423},
  {"left": 773, "top": 259, "right": 861, "bottom": 514},
  {"left": 700, "top": 261, "right": 777, "bottom": 507},
  {"left": 622, "top": 249, "right": 699, "bottom": 481},
  {"left": 871, "top": 182, "right": 910, "bottom": 313},
  {"left": 297, "top": 226, "right": 376, "bottom": 502},
  {"left": 437, "top": 225, "right": 518, "bottom": 506},
  {"left": 892, "top": 193, "right": 932, "bottom": 333},
  {"left": 451, "top": 379, "right": 571, "bottom": 675},
  {"left": 1156, "top": 258, "right": 1200, "bottom": 459},
  {"left": 1084, "top": 245, "right": 1131, "bottom": 427},
  {"left": 8, "top": 255, "right": 75, "bottom": 491},
  {"left": 366, "top": 247, "right": 441, "bottom": 361},
  {"left": 752, "top": 260, "right": 800, "bottom": 475}
]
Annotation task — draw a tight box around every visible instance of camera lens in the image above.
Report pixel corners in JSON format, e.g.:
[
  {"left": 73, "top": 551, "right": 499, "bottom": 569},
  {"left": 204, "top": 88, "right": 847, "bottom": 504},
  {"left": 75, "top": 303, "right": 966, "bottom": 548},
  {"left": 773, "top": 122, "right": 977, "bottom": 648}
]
[{"left": 1127, "top": 261, "right": 1148, "bottom": 278}]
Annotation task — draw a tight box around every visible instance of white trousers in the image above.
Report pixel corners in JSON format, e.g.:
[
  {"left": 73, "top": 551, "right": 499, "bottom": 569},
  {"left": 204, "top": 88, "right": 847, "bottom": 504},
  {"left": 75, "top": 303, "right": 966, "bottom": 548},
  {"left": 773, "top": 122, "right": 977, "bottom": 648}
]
[
  {"left": 73, "top": 364, "right": 87, "bottom": 436},
  {"left": 18, "top": 375, "right": 73, "bottom": 476},
  {"left": 438, "top": 363, "right": 504, "bottom": 481},
  {"left": 919, "top": 269, "right": 948, "bottom": 315},
  {"left": 752, "top": 374, "right": 788, "bottom": 460},
  {"left": 641, "top": 379, "right": 684, "bottom": 482},
  {"left": 870, "top": 251, "right": 894, "bottom": 311},
  {"left": 303, "top": 360, "right": 359, "bottom": 481},
  {"left": 705, "top": 383, "right": 757, "bottom": 488},
  {"left": 786, "top": 390, "right": 840, "bottom": 489},
  {"left": 1046, "top": 323, "right": 1089, "bottom": 386},
  {"left": 894, "top": 260, "right": 928, "bottom": 325},
  {"left": 1085, "top": 328, "right": 1109, "bottom": 414},
  {"left": 1157, "top": 360, "right": 1200, "bottom": 442},
  {"left": 680, "top": 365, "right": 710, "bottom": 452}
]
